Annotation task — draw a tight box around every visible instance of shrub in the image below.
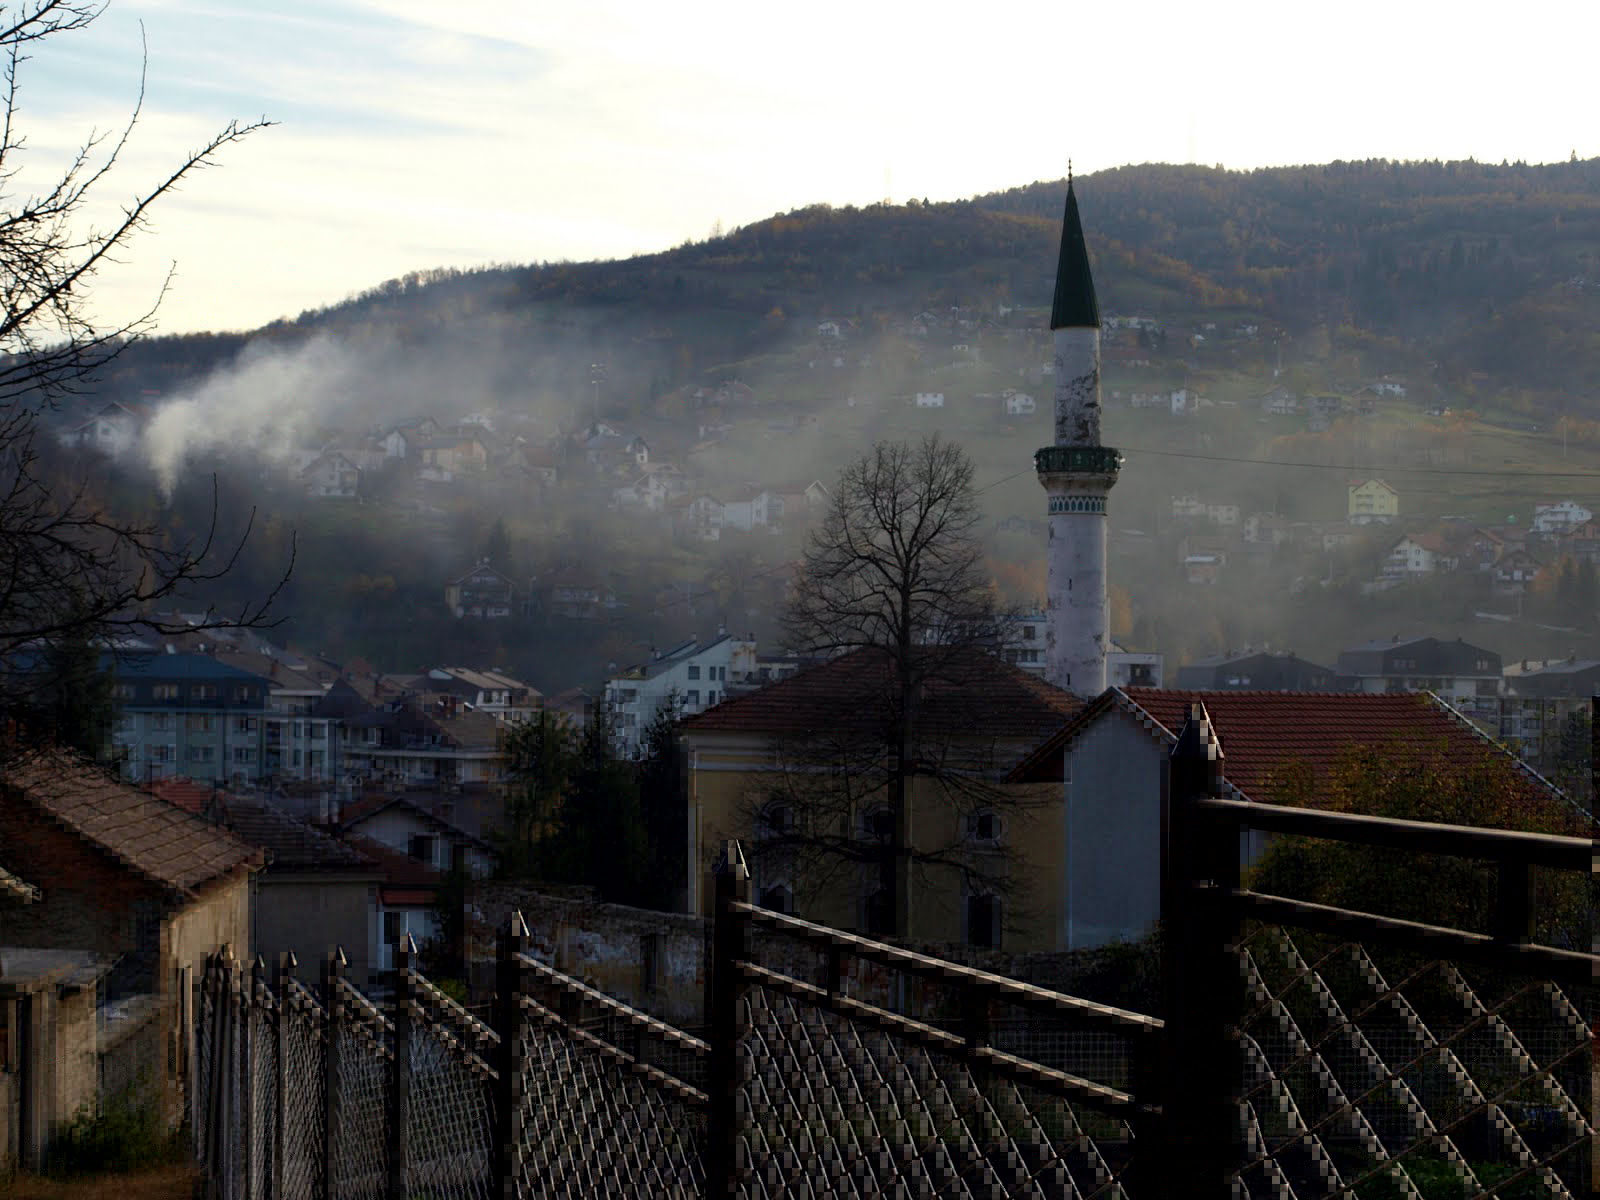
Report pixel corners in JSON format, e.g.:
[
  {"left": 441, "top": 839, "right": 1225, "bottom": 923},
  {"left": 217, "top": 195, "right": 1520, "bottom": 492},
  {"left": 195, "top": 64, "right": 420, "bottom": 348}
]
[{"left": 45, "top": 1082, "right": 183, "bottom": 1178}]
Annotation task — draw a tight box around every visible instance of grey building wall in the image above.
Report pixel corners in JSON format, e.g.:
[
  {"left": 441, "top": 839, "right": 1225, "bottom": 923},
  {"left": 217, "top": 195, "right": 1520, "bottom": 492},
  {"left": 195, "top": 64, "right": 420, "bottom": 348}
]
[
  {"left": 1064, "top": 712, "right": 1164, "bottom": 950},
  {"left": 253, "top": 876, "right": 378, "bottom": 988}
]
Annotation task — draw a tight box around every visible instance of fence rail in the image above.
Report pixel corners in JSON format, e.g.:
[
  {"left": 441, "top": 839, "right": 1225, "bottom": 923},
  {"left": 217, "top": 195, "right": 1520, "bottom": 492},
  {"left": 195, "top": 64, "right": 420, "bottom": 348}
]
[{"left": 193, "top": 704, "right": 1595, "bottom": 1198}]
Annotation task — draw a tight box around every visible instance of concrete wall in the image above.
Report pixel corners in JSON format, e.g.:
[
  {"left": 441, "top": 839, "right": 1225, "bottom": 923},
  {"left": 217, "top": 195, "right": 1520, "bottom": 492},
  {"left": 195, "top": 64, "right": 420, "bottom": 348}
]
[
  {"left": 255, "top": 876, "right": 377, "bottom": 987},
  {"left": 54, "top": 985, "right": 98, "bottom": 1127},
  {"left": 99, "top": 995, "right": 170, "bottom": 1113}
]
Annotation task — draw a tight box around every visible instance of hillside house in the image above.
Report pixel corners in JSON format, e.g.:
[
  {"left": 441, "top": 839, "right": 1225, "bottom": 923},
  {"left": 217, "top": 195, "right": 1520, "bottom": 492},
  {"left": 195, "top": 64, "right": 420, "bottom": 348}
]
[
  {"left": 424, "top": 667, "right": 541, "bottom": 725},
  {"left": 300, "top": 451, "right": 361, "bottom": 498},
  {"left": 722, "top": 488, "right": 784, "bottom": 533},
  {"left": 1006, "top": 689, "right": 1572, "bottom": 949},
  {"left": 1490, "top": 548, "right": 1542, "bottom": 596},
  {"left": 1531, "top": 501, "right": 1592, "bottom": 534},
  {"left": 68, "top": 401, "right": 144, "bottom": 454},
  {"left": 378, "top": 417, "right": 440, "bottom": 460},
  {"left": 1258, "top": 386, "right": 1298, "bottom": 415},
  {"left": 543, "top": 573, "right": 619, "bottom": 621},
  {"left": 1348, "top": 479, "right": 1399, "bottom": 525},
  {"left": 1003, "top": 389, "right": 1037, "bottom": 416},
  {"left": 914, "top": 392, "right": 945, "bottom": 408},
  {"left": 445, "top": 561, "right": 515, "bottom": 619},
  {"left": 1383, "top": 533, "right": 1453, "bottom": 579},
  {"left": 337, "top": 795, "right": 495, "bottom": 880},
  {"left": 674, "top": 494, "right": 726, "bottom": 542},
  {"left": 1556, "top": 519, "right": 1600, "bottom": 565}
]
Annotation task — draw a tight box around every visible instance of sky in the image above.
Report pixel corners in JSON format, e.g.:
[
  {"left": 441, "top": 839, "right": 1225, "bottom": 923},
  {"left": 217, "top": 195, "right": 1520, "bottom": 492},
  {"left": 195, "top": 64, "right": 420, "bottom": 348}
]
[{"left": 20, "top": 0, "right": 1599, "bottom": 335}]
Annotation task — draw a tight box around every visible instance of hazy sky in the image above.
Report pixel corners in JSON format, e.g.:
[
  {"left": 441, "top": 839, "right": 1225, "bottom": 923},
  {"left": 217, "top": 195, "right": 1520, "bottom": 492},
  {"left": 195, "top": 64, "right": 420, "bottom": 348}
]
[{"left": 26, "top": 0, "right": 1598, "bottom": 335}]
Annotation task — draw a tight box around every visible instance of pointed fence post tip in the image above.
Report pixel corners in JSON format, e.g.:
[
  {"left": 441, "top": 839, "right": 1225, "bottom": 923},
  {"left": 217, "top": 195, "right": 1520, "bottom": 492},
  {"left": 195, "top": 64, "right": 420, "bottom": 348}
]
[{"left": 508, "top": 909, "right": 530, "bottom": 940}]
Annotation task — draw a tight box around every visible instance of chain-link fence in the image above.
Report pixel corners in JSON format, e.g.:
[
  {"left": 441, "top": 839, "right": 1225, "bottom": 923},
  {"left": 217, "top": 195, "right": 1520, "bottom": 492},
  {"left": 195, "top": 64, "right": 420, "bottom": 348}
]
[{"left": 1231, "top": 924, "right": 1595, "bottom": 1199}]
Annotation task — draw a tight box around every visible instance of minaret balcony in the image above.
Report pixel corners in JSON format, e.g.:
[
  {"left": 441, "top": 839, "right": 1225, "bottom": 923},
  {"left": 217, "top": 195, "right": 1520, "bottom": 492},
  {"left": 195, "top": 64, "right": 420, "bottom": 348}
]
[{"left": 1034, "top": 445, "right": 1122, "bottom": 477}]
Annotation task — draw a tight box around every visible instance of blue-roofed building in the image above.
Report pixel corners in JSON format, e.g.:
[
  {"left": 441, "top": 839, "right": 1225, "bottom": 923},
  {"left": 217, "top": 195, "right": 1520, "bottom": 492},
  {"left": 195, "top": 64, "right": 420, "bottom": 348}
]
[{"left": 106, "top": 651, "right": 271, "bottom": 787}]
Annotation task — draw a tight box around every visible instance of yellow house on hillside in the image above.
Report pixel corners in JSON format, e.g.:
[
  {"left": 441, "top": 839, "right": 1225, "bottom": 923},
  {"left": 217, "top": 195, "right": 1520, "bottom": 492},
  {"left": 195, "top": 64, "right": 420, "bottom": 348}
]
[
  {"left": 678, "top": 649, "right": 1078, "bottom": 950},
  {"left": 1348, "top": 478, "right": 1399, "bottom": 525}
]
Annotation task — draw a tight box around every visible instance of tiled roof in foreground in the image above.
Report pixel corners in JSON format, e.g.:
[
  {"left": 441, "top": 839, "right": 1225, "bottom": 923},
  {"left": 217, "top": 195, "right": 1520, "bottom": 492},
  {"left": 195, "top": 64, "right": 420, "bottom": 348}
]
[
  {"left": 3, "top": 749, "right": 263, "bottom": 897},
  {"left": 1011, "top": 688, "right": 1586, "bottom": 823},
  {"left": 680, "top": 646, "right": 1081, "bottom": 745}
]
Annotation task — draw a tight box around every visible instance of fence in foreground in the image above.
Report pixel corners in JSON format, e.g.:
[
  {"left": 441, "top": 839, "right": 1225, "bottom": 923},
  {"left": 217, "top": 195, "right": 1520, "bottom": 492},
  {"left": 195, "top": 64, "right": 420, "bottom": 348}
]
[{"left": 194, "top": 708, "right": 1596, "bottom": 1198}]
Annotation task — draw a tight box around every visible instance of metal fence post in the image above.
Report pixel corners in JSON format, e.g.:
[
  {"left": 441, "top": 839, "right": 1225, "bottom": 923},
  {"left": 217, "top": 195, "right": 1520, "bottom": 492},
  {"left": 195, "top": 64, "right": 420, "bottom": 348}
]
[
  {"left": 387, "top": 934, "right": 415, "bottom": 1200},
  {"left": 491, "top": 912, "right": 529, "bottom": 1200},
  {"left": 1160, "top": 703, "right": 1233, "bottom": 1198},
  {"left": 321, "top": 948, "right": 346, "bottom": 1200},
  {"left": 273, "top": 952, "right": 294, "bottom": 1200},
  {"left": 707, "top": 840, "right": 751, "bottom": 1198},
  {"left": 242, "top": 956, "right": 260, "bottom": 1200}
]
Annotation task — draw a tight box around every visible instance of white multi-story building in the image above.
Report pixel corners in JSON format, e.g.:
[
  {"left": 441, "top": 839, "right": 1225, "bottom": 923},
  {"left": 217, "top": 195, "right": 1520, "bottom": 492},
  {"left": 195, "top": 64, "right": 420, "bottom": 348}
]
[
  {"left": 604, "top": 634, "right": 758, "bottom": 758},
  {"left": 1002, "top": 613, "right": 1162, "bottom": 687},
  {"left": 1532, "top": 501, "right": 1592, "bottom": 534}
]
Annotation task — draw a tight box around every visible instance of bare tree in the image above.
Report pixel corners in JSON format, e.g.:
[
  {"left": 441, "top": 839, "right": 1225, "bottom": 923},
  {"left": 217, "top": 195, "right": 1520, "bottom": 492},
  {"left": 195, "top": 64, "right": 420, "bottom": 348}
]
[
  {"left": 0, "top": 3, "right": 286, "bottom": 718},
  {"left": 757, "top": 435, "right": 1045, "bottom": 941}
]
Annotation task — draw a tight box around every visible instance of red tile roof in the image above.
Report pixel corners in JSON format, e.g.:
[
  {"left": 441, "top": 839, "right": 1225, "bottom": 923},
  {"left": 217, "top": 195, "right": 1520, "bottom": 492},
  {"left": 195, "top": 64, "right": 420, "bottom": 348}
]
[
  {"left": 1012, "top": 689, "right": 1576, "bottom": 819},
  {"left": 339, "top": 833, "right": 442, "bottom": 905},
  {"left": 681, "top": 646, "right": 1080, "bottom": 745},
  {"left": 3, "top": 750, "right": 263, "bottom": 897},
  {"left": 147, "top": 777, "right": 218, "bottom": 816}
]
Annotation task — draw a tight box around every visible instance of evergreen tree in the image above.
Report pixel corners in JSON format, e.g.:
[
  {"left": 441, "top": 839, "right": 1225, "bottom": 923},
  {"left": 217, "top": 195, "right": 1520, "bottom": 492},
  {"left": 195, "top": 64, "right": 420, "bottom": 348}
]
[{"left": 493, "top": 710, "right": 577, "bottom": 878}]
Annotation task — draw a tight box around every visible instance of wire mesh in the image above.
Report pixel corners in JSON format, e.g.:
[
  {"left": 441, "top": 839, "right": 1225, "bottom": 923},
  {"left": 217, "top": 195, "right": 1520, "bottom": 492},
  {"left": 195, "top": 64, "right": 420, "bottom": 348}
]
[
  {"left": 514, "top": 997, "right": 707, "bottom": 1197},
  {"left": 1230, "top": 924, "right": 1596, "bottom": 1199},
  {"left": 737, "top": 983, "right": 1137, "bottom": 1199},
  {"left": 250, "top": 999, "right": 277, "bottom": 1200},
  {"left": 332, "top": 979, "right": 391, "bottom": 1200},
  {"left": 281, "top": 982, "right": 327, "bottom": 1200},
  {"left": 408, "top": 994, "right": 496, "bottom": 1200},
  {"left": 195, "top": 976, "right": 215, "bottom": 1167}
]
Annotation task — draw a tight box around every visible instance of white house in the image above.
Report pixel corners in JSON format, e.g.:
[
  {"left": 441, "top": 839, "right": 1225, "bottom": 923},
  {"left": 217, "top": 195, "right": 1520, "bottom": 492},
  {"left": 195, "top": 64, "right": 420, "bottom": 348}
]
[
  {"left": 604, "top": 634, "right": 759, "bottom": 758},
  {"left": 721, "top": 488, "right": 784, "bottom": 533},
  {"left": 816, "top": 320, "right": 841, "bottom": 338},
  {"left": 1003, "top": 389, "right": 1037, "bottom": 416},
  {"left": 914, "top": 392, "right": 946, "bottom": 408},
  {"left": 675, "top": 494, "right": 726, "bottom": 541},
  {"left": 69, "top": 401, "right": 144, "bottom": 454},
  {"left": 1007, "top": 689, "right": 1558, "bottom": 949},
  {"left": 1383, "top": 533, "right": 1449, "bottom": 579},
  {"left": 1531, "top": 501, "right": 1592, "bottom": 534}
]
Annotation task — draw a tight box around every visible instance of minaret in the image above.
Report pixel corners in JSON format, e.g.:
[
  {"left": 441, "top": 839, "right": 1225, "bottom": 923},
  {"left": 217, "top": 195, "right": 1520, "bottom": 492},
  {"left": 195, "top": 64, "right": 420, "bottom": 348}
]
[{"left": 1036, "top": 171, "right": 1120, "bottom": 695}]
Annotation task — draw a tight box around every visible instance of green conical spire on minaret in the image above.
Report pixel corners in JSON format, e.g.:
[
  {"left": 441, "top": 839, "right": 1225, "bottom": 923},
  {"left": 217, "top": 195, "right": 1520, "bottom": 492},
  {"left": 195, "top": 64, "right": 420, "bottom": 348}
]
[{"left": 1049, "top": 171, "right": 1099, "bottom": 330}]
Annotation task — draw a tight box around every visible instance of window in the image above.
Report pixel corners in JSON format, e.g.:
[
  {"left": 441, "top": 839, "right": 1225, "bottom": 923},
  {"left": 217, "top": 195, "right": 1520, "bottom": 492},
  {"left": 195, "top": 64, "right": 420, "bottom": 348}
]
[
  {"left": 113, "top": 684, "right": 136, "bottom": 701},
  {"left": 187, "top": 714, "right": 216, "bottom": 734},
  {"left": 686, "top": 690, "right": 700, "bottom": 705},
  {"left": 308, "top": 750, "right": 324, "bottom": 769},
  {"left": 150, "top": 713, "right": 173, "bottom": 732},
  {"left": 292, "top": 750, "right": 302, "bottom": 767},
  {"left": 309, "top": 723, "right": 325, "bottom": 741},
  {"left": 408, "top": 834, "right": 437, "bottom": 865},
  {"left": 232, "top": 747, "right": 256, "bottom": 764},
  {"left": 967, "top": 893, "right": 1000, "bottom": 949},
  {"left": 1022, "top": 626, "right": 1035, "bottom": 641},
  {"left": 187, "top": 746, "right": 215, "bottom": 763},
  {"left": 153, "top": 684, "right": 180, "bottom": 701},
  {"left": 641, "top": 932, "right": 661, "bottom": 995},
  {"left": 966, "top": 811, "right": 1002, "bottom": 843},
  {"left": 862, "top": 807, "right": 893, "bottom": 840},
  {"left": 234, "top": 686, "right": 255, "bottom": 703},
  {"left": 862, "top": 889, "right": 893, "bottom": 937},
  {"left": 687, "top": 665, "right": 700, "bottom": 680},
  {"left": 761, "top": 803, "right": 793, "bottom": 837},
  {"left": 383, "top": 910, "right": 403, "bottom": 947},
  {"left": 191, "top": 684, "right": 217, "bottom": 701},
  {"left": 234, "top": 717, "right": 256, "bottom": 734},
  {"left": 152, "top": 745, "right": 175, "bottom": 763}
]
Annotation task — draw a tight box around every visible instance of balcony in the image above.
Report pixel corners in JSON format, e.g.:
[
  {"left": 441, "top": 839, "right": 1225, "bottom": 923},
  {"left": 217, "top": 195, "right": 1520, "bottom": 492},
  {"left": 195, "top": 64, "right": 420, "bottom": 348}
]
[{"left": 1034, "top": 445, "right": 1123, "bottom": 477}]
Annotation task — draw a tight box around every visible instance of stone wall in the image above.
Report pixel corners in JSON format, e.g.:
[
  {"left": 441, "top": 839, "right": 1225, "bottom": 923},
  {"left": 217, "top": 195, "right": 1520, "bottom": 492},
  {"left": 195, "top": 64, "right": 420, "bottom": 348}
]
[{"left": 468, "top": 884, "right": 1161, "bottom": 1029}]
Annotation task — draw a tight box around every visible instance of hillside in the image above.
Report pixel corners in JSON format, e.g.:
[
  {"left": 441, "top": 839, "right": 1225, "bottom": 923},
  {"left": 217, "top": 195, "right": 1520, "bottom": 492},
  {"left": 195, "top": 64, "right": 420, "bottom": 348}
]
[{"left": 79, "top": 158, "right": 1600, "bottom": 427}]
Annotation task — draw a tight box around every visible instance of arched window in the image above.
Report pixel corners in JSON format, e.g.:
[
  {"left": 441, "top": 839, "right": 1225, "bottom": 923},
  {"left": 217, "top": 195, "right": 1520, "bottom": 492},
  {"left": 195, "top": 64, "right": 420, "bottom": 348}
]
[{"left": 760, "top": 801, "right": 793, "bottom": 838}]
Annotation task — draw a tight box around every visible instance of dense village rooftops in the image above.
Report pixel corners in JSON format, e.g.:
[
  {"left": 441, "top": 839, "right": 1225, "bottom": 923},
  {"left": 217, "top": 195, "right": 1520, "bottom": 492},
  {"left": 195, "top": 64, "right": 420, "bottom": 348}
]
[
  {"left": 679, "top": 646, "right": 1080, "bottom": 743},
  {"left": 2, "top": 749, "right": 263, "bottom": 898},
  {"left": 209, "top": 798, "right": 378, "bottom": 872},
  {"left": 1008, "top": 688, "right": 1582, "bottom": 820}
]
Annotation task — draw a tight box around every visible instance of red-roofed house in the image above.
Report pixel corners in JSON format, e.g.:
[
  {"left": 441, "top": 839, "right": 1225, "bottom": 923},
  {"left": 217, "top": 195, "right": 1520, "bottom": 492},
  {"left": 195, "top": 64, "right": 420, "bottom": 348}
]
[
  {"left": 678, "top": 648, "right": 1080, "bottom": 949},
  {"left": 1007, "top": 689, "right": 1583, "bottom": 951}
]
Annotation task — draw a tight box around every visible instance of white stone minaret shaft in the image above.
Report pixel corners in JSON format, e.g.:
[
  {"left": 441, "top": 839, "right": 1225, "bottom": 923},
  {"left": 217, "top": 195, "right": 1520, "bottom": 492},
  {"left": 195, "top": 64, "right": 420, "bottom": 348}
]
[{"left": 1037, "top": 177, "right": 1119, "bottom": 696}]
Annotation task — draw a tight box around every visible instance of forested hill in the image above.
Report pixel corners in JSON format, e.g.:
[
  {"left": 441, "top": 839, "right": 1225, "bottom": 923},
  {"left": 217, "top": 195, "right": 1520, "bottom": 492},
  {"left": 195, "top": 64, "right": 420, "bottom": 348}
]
[{"left": 88, "top": 158, "right": 1600, "bottom": 417}]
